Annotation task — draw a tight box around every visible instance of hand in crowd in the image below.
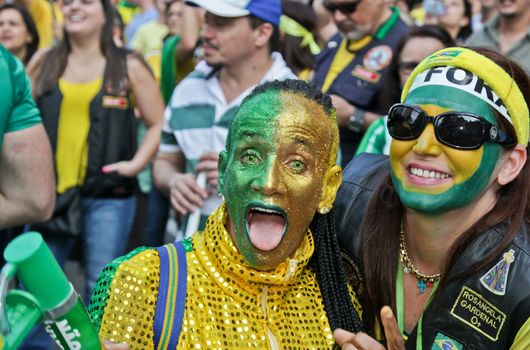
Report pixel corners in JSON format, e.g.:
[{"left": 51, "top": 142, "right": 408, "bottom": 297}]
[
  {"left": 102, "top": 160, "right": 142, "bottom": 178},
  {"left": 334, "top": 306, "right": 404, "bottom": 350},
  {"left": 168, "top": 172, "right": 208, "bottom": 215},
  {"left": 194, "top": 151, "right": 220, "bottom": 187},
  {"left": 103, "top": 340, "right": 131, "bottom": 350},
  {"left": 167, "top": 151, "right": 218, "bottom": 214}
]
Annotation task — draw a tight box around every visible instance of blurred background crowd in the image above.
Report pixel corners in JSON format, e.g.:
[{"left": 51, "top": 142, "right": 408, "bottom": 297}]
[{"left": 0, "top": 0, "right": 528, "bottom": 347}]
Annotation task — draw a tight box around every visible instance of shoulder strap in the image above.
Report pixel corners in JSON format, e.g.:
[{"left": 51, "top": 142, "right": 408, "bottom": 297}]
[{"left": 154, "top": 241, "right": 187, "bottom": 349}]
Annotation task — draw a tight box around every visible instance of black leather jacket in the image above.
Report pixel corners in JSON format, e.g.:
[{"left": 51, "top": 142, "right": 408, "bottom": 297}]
[{"left": 334, "top": 153, "right": 530, "bottom": 349}]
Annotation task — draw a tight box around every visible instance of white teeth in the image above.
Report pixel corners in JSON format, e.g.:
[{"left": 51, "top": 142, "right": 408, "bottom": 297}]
[
  {"left": 252, "top": 207, "right": 280, "bottom": 214},
  {"left": 409, "top": 167, "right": 449, "bottom": 179},
  {"left": 69, "top": 14, "right": 84, "bottom": 21}
]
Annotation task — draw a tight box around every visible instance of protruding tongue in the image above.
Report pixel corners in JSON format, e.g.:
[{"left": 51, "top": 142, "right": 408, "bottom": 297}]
[{"left": 248, "top": 211, "right": 286, "bottom": 251}]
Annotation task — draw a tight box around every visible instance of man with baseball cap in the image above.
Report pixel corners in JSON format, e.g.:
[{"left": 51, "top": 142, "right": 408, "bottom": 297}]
[
  {"left": 153, "top": 0, "right": 296, "bottom": 239},
  {"left": 185, "top": 0, "right": 281, "bottom": 25}
]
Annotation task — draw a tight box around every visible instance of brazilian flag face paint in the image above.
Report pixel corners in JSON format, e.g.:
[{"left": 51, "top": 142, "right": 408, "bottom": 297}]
[
  {"left": 219, "top": 90, "right": 335, "bottom": 270},
  {"left": 390, "top": 84, "right": 502, "bottom": 214}
]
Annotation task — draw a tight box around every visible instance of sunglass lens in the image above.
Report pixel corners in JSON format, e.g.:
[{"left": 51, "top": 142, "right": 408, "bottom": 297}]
[
  {"left": 323, "top": 1, "right": 359, "bottom": 14},
  {"left": 435, "top": 114, "right": 484, "bottom": 149},
  {"left": 388, "top": 105, "right": 424, "bottom": 140},
  {"left": 342, "top": 2, "right": 359, "bottom": 13}
]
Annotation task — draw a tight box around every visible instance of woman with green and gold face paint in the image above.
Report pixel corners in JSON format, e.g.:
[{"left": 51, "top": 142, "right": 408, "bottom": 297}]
[
  {"left": 89, "top": 79, "right": 364, "bottom": 349},
  {"left": 333, "top": 48, "right": 530, "bottom": 350}
]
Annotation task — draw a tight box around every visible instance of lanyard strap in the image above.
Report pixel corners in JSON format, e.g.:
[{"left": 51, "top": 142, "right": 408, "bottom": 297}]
[{"left": 396, "top": 259, "right": 439, "bottom": 349}]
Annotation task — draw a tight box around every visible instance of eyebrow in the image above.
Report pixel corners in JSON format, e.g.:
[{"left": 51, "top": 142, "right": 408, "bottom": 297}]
[
  {"left": 237, "top": 130, "right": 263, "bottom": 139},
  {"left": 291, "top": 135, "right": 311, "bottom": 146}
]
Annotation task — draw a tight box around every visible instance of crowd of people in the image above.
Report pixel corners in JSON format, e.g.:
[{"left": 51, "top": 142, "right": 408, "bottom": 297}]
[{"left": 0, "top": 0, "right": 529, "bottom": 348}]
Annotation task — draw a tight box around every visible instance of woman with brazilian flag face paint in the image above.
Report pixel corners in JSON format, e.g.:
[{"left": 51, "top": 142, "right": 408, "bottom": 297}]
[
  {"left": 89, "top": 79, "right": 364, "bottom": 350},
  {"left": 333, "top": 47, "right": 530, "bottom": 350}
]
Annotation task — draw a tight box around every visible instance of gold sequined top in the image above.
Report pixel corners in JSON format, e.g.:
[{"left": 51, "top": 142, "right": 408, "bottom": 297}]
[{"left": 89, "top": 205, "right": 351, "bottom": 349}]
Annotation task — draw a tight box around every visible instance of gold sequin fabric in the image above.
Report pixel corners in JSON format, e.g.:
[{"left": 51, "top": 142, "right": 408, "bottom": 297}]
[
  {"left": 93, "top": 248, "right": 160, "bottom": 348},
  {"left": 93, "top": 205, "right": 339, "bottom": 349},
  {"left": 180, "top": 205, "right": 335, "bottom": 349}
]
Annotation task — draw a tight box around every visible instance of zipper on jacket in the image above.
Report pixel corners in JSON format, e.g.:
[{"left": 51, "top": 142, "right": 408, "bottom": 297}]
[
  {"left": 260, "top": 286, "right": 279, "bottom": 350},
  {"left": 284, "top": 259, "right": 298, "bottom": 282}
]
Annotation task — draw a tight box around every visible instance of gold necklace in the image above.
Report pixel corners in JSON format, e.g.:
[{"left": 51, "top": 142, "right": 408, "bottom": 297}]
[{"left": 399, "top": 231, "right": 441, "bottom": 294}]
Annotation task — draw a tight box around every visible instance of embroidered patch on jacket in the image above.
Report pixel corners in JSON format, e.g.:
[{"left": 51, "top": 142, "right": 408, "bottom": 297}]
[
  {"left": 431, "top": 332, "right": 463, "bottom": 350},
  {"left": 363, "top": 45, "right": 392, "bottom": 71},
  {"left": 450, "top": 286, "right": 506, "bottom": 341},
  {"left": 480, "top": 249, "right": 515, "bottom": 295},
  {"left": 352, "top": 65, "right": 380, "bottom": 83},
  {"left": 102, "top": 95, "right": 129, "bottom": 109},
  {"left": 327, "top": 40, "right": 338, "bottom": 49}
]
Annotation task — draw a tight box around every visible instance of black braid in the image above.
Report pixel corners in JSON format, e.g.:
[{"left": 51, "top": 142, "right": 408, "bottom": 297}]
[{"left": 310, "top": 210, "right": 363, "bottom": 333}]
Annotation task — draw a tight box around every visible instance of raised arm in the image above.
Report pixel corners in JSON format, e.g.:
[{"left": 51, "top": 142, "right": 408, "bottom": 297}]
[{"left": 176, "top": 4, "right": 203, "bottom": 63}]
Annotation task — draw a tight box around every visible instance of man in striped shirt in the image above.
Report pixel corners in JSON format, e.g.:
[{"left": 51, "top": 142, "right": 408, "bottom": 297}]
[{"left": 153, "top": 0, "right": 296, "bottom": 237}]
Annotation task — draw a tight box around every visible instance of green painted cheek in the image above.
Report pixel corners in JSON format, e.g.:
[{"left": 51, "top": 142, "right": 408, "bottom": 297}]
[
  {"left": 391, "top": 143, "right": 501, "bottom": 214},
  {"left": 222, "top": 89, "right": 282, "bottom": 265},
  {"left": 224, "top": 162, "right": 268, "bottom": 265}
]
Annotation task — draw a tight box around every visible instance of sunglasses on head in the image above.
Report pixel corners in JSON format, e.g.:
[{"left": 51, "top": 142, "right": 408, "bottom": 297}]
[
  {"left": 387, "top": 104, "right": 516, "bottom": 150},
  {"left": 323, "top": 0, "right": 360, "bottom": 14}
]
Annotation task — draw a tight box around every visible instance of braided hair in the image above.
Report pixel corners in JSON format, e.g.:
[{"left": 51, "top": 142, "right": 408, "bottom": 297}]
[{"left": 310, "top": 211, "right": 363, "bottom": 333}]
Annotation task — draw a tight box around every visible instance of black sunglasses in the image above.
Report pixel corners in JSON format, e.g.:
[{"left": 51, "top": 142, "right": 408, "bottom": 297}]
[
  {"left": 323, "top": 0, "right": 360, "bottom": 14},
  {"left": 387, "top": 104, "right": 516, "bottom": 150}
]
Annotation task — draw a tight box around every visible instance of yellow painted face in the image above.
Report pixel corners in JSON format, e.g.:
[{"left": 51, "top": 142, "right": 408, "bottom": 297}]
[
  {"left": 389, "top": 102, "right": 502, "bottom": 214},
  {"left": 390, "top": 104, "right": 484, "bottom": 195}
]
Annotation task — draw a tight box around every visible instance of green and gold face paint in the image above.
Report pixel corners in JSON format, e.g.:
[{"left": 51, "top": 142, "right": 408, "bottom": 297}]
[
  {"left": 390, "top": 77, "right": 503, "bottom": 214},
  {"left": 218, "top": 88, "right": 339, "bottom": 270}
]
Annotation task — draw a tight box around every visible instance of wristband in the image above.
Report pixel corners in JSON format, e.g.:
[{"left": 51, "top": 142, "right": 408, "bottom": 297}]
[{"left": 347, "top": 108, "right": 366, "bottom": 133}]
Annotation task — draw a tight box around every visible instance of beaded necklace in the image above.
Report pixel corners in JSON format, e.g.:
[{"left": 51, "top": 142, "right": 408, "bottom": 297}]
[{"left": 399, "top": 231, "right": 441, "bottom": 293}]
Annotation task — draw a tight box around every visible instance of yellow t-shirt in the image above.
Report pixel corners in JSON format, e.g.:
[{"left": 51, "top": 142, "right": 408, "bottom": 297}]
[
  {"left": 130, "top": 21, "right": 168, "bottom": 81},
  {"left": 321, "top": 36, "right": 372, "bottom": 93},
  {"left": 56, "top": 78, "right": 102, "bottom": 193},
  {"left": 28, "top": 0, "right": 54, "bottom": 48}
]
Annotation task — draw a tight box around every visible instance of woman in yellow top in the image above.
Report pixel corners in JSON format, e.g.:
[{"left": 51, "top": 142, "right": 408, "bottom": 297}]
[{"left": 27, "top": 0, "right": 163, "bottom": 307}]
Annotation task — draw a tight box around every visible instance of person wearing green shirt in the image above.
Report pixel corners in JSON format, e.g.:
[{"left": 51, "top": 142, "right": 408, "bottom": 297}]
[{"left": 0, "top": 44, "right": 54, "bottom": 229}]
